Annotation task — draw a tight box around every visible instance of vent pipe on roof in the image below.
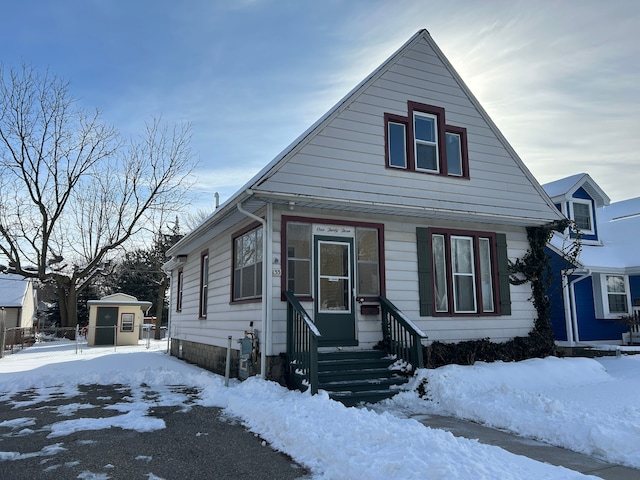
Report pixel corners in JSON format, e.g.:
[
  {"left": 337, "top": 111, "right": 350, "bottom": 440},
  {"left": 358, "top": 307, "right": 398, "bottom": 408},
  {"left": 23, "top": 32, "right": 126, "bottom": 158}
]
[{"left": 214, "top": 192, "right": 219, "bottom": 209}]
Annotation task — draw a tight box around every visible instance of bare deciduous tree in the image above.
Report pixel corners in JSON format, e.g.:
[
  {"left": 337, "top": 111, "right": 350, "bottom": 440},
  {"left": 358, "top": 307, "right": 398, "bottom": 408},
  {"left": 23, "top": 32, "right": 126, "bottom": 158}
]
[{"left": 0, "top": 64, "right": 195, "bottom": 327}]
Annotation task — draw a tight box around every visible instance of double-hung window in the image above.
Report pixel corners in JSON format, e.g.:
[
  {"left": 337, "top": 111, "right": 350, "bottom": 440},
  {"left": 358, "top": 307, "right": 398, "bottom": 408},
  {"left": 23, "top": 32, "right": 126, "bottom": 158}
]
[
  {"left": 417, "top": 228, "right": 510, "bottom": 316},
  {"left": 414, "top": 112, "right": 439, "bottom": 172},
  {"left": 385, "top": 102, "right": 468, "bottom": 178},
  {"left": 121, "top": 313, "right": 135, "bottom": 332},
  {"left": 570, "top": 200, "right": 594, "bottom": 234},
  {"left": 605, "top": 275, "right": 629, "bottom": 314},
  {"left": 233, "top": 226, "right": 263, "bottom": 301}
]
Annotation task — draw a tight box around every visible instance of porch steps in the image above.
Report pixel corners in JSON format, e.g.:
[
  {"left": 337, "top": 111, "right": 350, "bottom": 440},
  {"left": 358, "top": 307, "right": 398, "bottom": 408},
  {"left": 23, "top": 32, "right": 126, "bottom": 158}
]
[{"left": 317, "top": 350, "right": 409, "bottom": 407}]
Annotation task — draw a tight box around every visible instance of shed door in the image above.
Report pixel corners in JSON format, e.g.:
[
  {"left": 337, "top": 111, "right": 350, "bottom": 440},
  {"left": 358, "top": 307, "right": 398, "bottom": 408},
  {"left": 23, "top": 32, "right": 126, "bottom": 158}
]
[
  {"left": 95, "top": 307, "right": 118, "bottom": 345},
  {"left": 314, "top": 236, "right": 356, "bottom": 346}
]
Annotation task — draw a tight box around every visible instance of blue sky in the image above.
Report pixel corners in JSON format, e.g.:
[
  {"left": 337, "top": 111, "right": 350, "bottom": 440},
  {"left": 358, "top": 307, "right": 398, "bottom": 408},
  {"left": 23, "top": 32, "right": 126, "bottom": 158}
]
[{"left": 2, "top": 0, "right": 638, "bottom": 213}]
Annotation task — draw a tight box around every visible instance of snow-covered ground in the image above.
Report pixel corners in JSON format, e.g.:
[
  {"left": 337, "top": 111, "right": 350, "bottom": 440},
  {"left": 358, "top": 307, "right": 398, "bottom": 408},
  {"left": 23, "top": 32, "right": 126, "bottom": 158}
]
[{"left": 1, "top": 338, "right": 639, "bottom": 479}]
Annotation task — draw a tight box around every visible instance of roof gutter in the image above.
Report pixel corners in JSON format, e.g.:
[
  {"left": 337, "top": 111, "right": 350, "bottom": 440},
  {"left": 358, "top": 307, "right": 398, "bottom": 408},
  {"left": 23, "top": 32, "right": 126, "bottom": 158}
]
[{"left": 236, "top": 190, "right": 271, "bottom": 379}]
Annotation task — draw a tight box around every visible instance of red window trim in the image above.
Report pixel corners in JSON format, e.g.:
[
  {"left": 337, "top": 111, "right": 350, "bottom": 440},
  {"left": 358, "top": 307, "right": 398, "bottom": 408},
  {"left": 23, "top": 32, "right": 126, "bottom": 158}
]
[
  {"left": 429, "top": 228, "right": 500, "bottom": 317},
  {"left": 384, "top": 101, "right": 469, "bottom": 179},
  {"left": 280, "top": 215, "right": 386, "bottom": 302},
  {"left": 230, "top": 221, "right": 264, "bottom": 304}
]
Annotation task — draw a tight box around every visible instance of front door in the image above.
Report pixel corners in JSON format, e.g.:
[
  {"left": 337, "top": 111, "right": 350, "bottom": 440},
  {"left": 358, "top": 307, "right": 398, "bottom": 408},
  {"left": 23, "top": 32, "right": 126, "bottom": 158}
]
[
  {"left": 95, "top": 307, "right": 118, "bottom": 345},
  {"left": 314, "top": 236, "right": 356, "bottom": 346}
]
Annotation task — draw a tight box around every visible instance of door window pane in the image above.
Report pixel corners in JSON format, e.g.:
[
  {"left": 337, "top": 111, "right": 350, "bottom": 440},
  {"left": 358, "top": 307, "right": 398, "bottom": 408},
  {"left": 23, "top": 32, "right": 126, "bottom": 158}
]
[{"left": 318, "top": 242, "right": 351, "bottom": 313}]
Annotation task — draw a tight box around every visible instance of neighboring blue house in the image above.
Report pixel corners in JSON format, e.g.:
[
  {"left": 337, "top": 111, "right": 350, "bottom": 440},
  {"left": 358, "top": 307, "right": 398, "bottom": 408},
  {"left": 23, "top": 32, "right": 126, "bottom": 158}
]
[{"left": 543, "top": 173, "right": 640, "bottom": 345}]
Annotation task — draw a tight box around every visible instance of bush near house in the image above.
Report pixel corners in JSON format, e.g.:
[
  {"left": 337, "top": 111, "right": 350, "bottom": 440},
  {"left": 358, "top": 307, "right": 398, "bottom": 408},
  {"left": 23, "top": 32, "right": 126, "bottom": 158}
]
[{"left": 425, "top": 333, "right": 555, "bottom": 369}]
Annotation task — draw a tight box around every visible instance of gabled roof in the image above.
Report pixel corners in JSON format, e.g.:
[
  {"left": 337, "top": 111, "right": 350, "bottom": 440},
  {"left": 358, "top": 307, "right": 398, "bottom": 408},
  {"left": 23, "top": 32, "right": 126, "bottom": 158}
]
[
  {"left": 0, "top": 273, "right": 31, "bottom": 308},
  {"left": 87, "top": 293, "right": 152, "bottom": 309},
  {"left": 542, "top": 173, "right": 611, "bottom": 208},
  {"left": 168, "top": 29, "right": 564, "bottom": 258}
]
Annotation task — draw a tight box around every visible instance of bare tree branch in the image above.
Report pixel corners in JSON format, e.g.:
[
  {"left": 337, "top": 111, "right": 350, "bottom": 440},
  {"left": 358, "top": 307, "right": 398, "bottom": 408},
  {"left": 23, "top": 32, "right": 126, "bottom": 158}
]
[{"left": 0, "top": 64, "right": 196, "bottom": 326}]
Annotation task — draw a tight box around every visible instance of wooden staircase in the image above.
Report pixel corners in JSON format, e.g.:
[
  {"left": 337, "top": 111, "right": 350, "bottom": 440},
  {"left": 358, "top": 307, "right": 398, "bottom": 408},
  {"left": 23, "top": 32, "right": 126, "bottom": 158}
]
[{"left": 293, "top": 349, "right": 410, "bottom": 407}]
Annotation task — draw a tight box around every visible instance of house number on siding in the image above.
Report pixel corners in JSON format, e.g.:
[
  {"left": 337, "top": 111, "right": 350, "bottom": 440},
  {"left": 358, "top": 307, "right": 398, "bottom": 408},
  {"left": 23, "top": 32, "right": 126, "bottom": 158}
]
[{"left": 272, "top": 266, "right": 282, "bottom": 277}]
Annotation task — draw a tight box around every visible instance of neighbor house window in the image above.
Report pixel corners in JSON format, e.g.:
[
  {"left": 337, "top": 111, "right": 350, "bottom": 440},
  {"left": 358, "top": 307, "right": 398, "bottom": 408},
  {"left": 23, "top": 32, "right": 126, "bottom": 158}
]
[
  {"left": 570, "top": 200, "right": 594, "bottom": 233},
  {"left": 121, "top": 313, "right": 135, "bottom": 332},
  {"left": 384, "top": 101, "right": 468, "bottom": 178},
  {"left": 233, "top": 225, "right": 263, "bottom": 301},
  {"left": 176, "top": 269, "right": 184, "bottom": 312},
  {"left": 417, "top": 228, "right": 509, "bottom": 316},
  {"left": 605, "top": 275, "right": 628, "bottom": 314},
  {"left": 199, "top": 251, "right": 209, "bottom": 318}
]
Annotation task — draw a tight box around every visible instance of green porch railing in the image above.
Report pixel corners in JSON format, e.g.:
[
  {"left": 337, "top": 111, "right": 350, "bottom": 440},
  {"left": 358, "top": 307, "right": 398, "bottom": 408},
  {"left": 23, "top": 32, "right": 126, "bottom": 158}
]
[
  {"left": 379, "top": 296, "right": 428, "bottom": 369},
  {"left": 285, "top": 291, "right": 321, "bottom": 394}
]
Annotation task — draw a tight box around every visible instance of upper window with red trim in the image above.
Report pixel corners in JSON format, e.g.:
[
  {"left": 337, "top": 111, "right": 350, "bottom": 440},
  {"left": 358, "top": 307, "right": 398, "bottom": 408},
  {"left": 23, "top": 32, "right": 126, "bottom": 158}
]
[{"left": 385, "top": 102, "right": 469, "bottom": 178}]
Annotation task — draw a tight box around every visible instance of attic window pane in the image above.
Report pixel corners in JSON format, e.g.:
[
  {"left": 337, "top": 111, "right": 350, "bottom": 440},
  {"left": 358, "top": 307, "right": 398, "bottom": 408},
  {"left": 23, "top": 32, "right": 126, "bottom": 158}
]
[
  {"left": 388, "top": 122, "right": 407, "bottom": 168},
  {"left": 572, "top": 202, "right": 592, "bottom": 231},
  {"left": 414, "top": 113, "right": 439, "bottom": 172},
  {"left": 414, "top": 114, "right": 436, "bottom": 142},
  {"left": 446, "top": 132, "right": 462, "bottom": 176}
]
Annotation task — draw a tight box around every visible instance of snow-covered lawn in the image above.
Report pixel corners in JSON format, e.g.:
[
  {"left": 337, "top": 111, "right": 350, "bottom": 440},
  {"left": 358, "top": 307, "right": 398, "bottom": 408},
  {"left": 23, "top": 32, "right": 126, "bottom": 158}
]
[{"left": 1, "top": 338, "right": 639, "bottom": 479}]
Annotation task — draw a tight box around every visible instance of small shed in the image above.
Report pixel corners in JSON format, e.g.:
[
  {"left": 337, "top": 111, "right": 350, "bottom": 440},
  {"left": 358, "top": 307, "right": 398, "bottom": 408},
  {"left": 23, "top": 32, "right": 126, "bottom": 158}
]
[
  {"left": 87, "top": 293, "right": 152, "bottom": 346},
  {"left": 0, "top": 273, "right": 36, "bottom": 329}
]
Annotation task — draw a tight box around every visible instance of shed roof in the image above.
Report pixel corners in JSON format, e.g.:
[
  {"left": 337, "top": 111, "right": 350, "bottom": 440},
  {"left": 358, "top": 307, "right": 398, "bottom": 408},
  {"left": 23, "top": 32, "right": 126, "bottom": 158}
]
[{"left": 0, "top": 274, "right": 31, "bottom": 308}]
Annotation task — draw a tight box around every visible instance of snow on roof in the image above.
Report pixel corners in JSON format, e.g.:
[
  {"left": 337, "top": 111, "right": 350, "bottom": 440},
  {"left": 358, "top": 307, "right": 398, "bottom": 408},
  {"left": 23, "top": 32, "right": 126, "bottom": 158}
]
[
  {"left": 542, "top": 173, "right": 610, "bottom": 207},
  {"left": 0, "top": 273, "right": 31, "bottom": 308},
  {"left": 542, "top": 173, "right": 588, "bottom": 199},
  {"left": 550, "top": 196, "right": 640, "bottom": 270}
]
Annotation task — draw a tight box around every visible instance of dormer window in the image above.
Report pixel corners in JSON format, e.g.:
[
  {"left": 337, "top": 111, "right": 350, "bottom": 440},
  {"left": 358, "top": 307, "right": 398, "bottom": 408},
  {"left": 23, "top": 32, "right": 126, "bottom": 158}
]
[
  {"left": 385, "top": 101, "right": 468, "bottom": 178},
  {"left": 570, "top": 199, "right": 594, "bottom": 234}
]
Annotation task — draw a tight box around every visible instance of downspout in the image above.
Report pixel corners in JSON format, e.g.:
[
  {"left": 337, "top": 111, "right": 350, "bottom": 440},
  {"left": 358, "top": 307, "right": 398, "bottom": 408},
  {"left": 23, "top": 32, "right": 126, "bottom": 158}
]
[
  {"left": 237, "top": 191, "right": 270, "bottom": 378},
  {"left": 566, "top": 270, "right": 591, "bottom": 345}
]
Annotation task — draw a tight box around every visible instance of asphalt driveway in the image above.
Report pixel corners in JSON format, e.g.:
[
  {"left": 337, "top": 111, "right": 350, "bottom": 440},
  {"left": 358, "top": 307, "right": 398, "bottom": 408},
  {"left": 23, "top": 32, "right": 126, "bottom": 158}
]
[{"left": 0, "top": 384, "right": 310, "bottom": 480}]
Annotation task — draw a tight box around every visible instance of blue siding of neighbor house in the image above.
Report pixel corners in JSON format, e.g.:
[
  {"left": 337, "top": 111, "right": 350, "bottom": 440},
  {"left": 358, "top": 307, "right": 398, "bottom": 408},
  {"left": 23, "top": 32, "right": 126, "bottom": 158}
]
[
  {"left": 569, "top": 187, "right": 599, "bottom": 242},
  {"left": 630, "top": 275, "right": 640, "bottom": 307},
  {"left": 546, "top": 247, "right": 629, "bottom": 342},
  {"left": 546, "top": 247, "right": 575, "bottom": 342},
  {"left": 574, "top": 277, "right": 627, "bottom": 341}
]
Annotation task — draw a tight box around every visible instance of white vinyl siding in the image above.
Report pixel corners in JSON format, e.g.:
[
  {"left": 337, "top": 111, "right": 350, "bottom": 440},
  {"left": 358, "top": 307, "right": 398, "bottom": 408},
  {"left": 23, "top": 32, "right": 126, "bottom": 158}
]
[{"left": 254, "top": 36, "right": 561, "bottom": 227}]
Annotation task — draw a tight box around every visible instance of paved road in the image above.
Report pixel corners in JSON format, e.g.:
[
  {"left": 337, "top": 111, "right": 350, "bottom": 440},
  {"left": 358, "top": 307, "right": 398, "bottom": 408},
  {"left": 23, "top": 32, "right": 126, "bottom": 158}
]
[{"left": 0, "top": 384, "right": 310, "bottom": 480}]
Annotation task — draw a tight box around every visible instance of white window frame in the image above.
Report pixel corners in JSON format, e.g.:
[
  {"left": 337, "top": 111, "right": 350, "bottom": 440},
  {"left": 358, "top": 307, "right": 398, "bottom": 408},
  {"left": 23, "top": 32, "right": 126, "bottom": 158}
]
[
  {"left": 599, "top": 274, "right": 631, "bottom": 317},
  {"left": 413, "top": 111, "right": 439, "bottom": 173},
  {"left": 121, "top": 313, "right": 135, "bottom": 332},
  {"left": 451, "top": 235, "right": 477, "bottom": 313},
  {"left": 570, "top": 199, "right": 595, "bottom": 235}
]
